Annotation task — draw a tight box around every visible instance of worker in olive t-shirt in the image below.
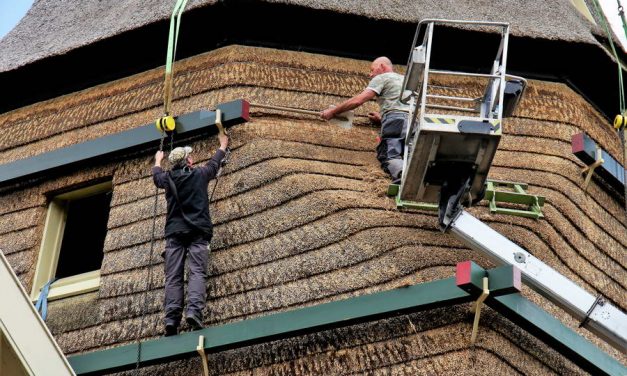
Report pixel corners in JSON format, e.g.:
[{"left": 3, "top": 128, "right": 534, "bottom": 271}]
[{"left": 321, "top": 56, "right": 409, "bottom": 183}]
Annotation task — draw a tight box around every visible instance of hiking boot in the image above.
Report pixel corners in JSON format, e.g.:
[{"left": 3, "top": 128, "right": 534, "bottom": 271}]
[
  {"left": 164, "top": 323, "right": 178, "bottom": 337},
  {"left": 186, "top": 315, "right": 203, "bottom": 331}
]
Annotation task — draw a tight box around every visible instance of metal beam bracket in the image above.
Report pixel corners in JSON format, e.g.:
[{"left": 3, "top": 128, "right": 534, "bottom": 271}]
[
  {"left": 197, "top": 335, "right": 209, "bottom": 376},
  {"left": 215, "top": 108, "right": 225, "bottom": 136},
  {"left": 470, "top": 277, "right": 489, "bottom": 344},
  {"left": 387, "top": 183, "right": 437, "bottom": 211},
  {"left": 455, "top": 261, "right": 519, "bottom": 345},
  {"left": 388, "top": 180, "right": 545, "bottom": 219},
  {"left": 484, "top": 180, "right": 545, "bottom": 219},
  {"left": 581, "top": 147, "right": 604, "bottom": 192}
]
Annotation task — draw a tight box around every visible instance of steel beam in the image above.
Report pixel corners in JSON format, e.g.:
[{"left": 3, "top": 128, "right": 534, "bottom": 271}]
[
  {"left": 449, "top": 210, "right": 627, "bottom": 351},
  {"left": 69, "top": 277, "right": 472, "bottom": 375},
  {"left": 66, "top": 264, "right": 625, "bottom": 376},
  {"left": 488, "top": 294, "right": 626, "bottom": 376},
  {"left": 572, "top": 132, "right": 625, "bottom": 191},
  {"left": 0, "top": 99, "right": 250, "bottom": 187}
]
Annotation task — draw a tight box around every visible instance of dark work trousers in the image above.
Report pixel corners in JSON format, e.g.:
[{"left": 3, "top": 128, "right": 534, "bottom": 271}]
[
  {"left": 163, "top": 234, "right": 209, "bottom": 326},
  {"left": 376, "top": 111, "right": 409, "bottom": 181}
]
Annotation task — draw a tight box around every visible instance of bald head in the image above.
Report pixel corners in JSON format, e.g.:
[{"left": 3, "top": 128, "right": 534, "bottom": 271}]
[
  {"left": 369, "top": 56, "right": 394, "bottom": 78},
  {"left": 373, "top": 57, "right": 392, "bottom": 68}
]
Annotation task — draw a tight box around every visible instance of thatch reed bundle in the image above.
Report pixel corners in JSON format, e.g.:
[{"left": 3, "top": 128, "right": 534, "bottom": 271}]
[{"left": 0, "top": 46, "right": 624, "bottom": 374}]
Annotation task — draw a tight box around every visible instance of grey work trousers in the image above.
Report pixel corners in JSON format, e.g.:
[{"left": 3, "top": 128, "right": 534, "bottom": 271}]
[
  {"left": 163, "top": 234, "right": 209, "bottom": 326},
  {"left": 376, "top": 111, "right": 409, "bottom": 181}
]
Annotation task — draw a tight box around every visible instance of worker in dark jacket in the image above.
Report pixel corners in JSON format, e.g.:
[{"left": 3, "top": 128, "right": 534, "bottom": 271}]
[{"left": 152, "top": 133, "right": 228, "bottom": 336}]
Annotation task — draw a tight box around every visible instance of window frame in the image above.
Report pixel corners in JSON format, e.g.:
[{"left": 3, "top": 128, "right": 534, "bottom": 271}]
[{"left": 30, "top": 181, "right": 112, "bottom": 301}]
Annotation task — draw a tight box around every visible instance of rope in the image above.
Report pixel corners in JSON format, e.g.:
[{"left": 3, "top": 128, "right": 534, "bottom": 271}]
[
  {"left": 34, "top": 278, "right": 57, "bottom": 321},
  {"left": 617, "top": 0, "right": 627, "bottom": 41},
  {"left": 134, "top": 132, "right": 168, "bottom": 375},
  {"left": 209, "top": 144, "right": 231, "bottom": 204},
  {"left": 591, "top": 0, "right": 626, "bottom": 115},
  {"left": 591, "top": 0, "right": 627, "bottom": 213}
]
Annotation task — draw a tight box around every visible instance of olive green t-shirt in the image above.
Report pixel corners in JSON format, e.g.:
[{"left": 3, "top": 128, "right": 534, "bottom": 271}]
[{"left": 366, "top": 72, "right": 410, "bottom": 115}]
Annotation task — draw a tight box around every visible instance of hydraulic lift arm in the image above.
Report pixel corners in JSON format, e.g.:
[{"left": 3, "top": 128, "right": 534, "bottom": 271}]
[
  {"left": 448, "top": 209, "right": 627, "bottom": 351},
  {"left": 397, "top": 18, "right": 627, "bottom": 353}
]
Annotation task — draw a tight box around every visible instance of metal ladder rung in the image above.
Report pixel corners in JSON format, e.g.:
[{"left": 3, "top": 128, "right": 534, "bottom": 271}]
[
  {"left": 430, "top": 69, "right": 501, "bottom": 79},
  {"left": 426, "top": 94, "right": 480, "bottom": 102},
  {"left": 425, "top": 103, "right": 479, "bottom": 113}
]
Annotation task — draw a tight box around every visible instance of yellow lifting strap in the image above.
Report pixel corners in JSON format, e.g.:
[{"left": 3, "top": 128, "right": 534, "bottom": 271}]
[
  {"left": 155, "top": 0, "right": 189, "bottom": 132},
  {"left": 197, "top": 335, "right": 210, "bottom": 376},
  {"left": 470, "top": 277, "right": 489, "bottom": 345}
]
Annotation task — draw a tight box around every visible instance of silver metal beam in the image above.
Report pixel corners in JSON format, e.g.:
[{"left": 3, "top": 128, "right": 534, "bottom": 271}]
[{"left": 449, "top": 210, "right": 627, "bottom": 351}]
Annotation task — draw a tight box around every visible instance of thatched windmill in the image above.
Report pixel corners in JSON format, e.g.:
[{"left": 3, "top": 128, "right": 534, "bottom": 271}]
[{"left": 0, "top": 1, "right": 625, "bottom": 375}]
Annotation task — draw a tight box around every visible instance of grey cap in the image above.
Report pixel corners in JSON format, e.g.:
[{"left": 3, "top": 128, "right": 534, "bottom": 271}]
[{"left": 168, "top": 146, "right": 193, "bottom": 164}]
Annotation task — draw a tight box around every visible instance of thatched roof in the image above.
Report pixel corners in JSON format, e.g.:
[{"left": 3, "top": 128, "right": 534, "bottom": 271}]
[
  {"left": 0, "top": 45, "right": 625, "bottom": 373},
  {"left": 0, "top": 0, "right": 604, "bottom": 74}
]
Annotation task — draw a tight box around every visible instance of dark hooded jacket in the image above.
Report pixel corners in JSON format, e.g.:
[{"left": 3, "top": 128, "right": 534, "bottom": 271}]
[{"left": 152, "top": 149, "right": 225, "bottom": 239}]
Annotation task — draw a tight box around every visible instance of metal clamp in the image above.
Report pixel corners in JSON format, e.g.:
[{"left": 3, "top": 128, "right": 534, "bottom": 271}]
[
  {"left": 581, "top": 147, "right": 604, "bottom": 192},
  {"left": 470, "top": 277, "right": 489, "bottom": 344},
  {"left": 215, "top": 109, "right": 225, "bottom": 136},
  {"left": 197, "top": 335, "right": 209, "bottom": 376},
  {"left": 579, "top": 295, "right": 605, "bottom": 328}
]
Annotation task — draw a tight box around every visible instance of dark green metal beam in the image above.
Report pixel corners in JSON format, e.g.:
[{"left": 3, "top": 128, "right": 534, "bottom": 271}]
[
  {"left": 488, "top": 294, "right": 626, "bottom": 376},
  {"left": 572, "top": 132, "right": 625, "bottom": 191},
  {"left": 0, "top": 99, "right": 250, "bottom": 187},
  {"left": 69, "top": 277, "right": 473, "bottom": 375},
  {"left": 67, "top": 264, "right": 625, "bottom": 376}
]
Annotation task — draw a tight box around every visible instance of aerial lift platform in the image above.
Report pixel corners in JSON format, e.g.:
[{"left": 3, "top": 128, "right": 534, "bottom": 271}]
[{"left": 396, "top": 19, "right": 626, "bottom": 352}]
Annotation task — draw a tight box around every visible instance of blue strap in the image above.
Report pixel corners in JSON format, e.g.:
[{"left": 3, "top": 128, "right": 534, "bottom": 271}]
[{"left": 35, "top": 278, "right": 57, "bottom": 320}]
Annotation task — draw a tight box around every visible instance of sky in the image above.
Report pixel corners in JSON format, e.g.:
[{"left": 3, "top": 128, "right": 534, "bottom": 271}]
[
  {"left": 0, "top": 0, "right": 33, "bottom": 40},
  {"left": 598, "top": 0, "right": 627, "bottom": 50},
  {"left": 0, "top": 0, "right": 625, "bottom": 47}
]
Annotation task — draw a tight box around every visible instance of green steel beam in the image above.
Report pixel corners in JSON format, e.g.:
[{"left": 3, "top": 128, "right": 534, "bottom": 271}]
[
  {"left": 387, "top": 184, "right": 438, "bottom": 211},
  {"left": 387, "top": 181, "right": 545, "bottom": 218},
  {"left": 485, "top": 180, "right": 544, "bottom": 219},
  {"left": 69, "top": 277, "right": 472, "bottom": 375},
  {"left": 455, "top": 261, "right": 521, "bottom": 297},
  {"left": 488, "top": 294, "right": 626, "bottom": 376},
  {"left": 0, "top": 99, "right": 250, "bottom": 187},
  {"left": 67, "top": 263, "right": 625, "bottom": 376}
]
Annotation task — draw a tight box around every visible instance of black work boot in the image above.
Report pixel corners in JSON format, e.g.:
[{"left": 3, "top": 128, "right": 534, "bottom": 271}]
[
  {"left": 186, "top": 315, "right": 203, "bottom": 331},
  {"left": 164, "top": 323, "right": 178, "bottom": 337}
]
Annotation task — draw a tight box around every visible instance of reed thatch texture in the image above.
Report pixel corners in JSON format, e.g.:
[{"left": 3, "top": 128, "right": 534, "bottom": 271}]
[
  {"left": 0, "top": 46, "right": 625, "bottom": 374},
  {"left": 0, "top": 0, "right": 604, "bottom": 74}
]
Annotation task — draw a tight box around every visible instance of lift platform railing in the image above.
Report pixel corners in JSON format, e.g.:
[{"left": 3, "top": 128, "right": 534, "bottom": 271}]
[{"left": 399, "top": 20, "right": 513, "bottom": 225}]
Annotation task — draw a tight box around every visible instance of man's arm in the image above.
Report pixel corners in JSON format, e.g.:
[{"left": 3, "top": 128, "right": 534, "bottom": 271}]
[
  {"left": 152, "top": 151, "right": 167, "bottom": 188},
  {"left": 200, "top": 133, "right": 229, "bottom": 179},
  {"left": 321, "top": 89, "right": 376, "bottom": 120}
]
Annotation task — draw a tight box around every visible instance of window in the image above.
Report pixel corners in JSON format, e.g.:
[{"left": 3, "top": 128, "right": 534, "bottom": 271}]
[{"left": 31, "top": 181, "right": 112, "bottom": 301}]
